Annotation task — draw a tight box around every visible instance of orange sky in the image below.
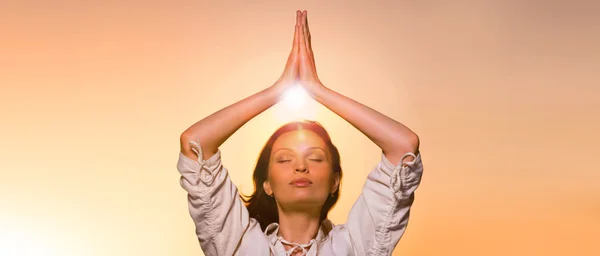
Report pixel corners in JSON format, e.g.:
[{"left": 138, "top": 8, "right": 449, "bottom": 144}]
[{"left": 1, "top": 1, "right": 598, "bottom": 255}]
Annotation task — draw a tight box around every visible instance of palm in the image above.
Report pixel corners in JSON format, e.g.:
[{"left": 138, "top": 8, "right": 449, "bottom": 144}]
[
  {"left": 298, "top": 11, "right": 324, "bottom": 96},
  {"left": 273, "top": 10, "right": 324, "bottom": 98},
  {"left": 274, "top": 11, "right": 302, "bottom": 93}
]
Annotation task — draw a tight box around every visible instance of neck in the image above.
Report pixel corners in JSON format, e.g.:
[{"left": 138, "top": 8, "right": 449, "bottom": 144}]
[{"left": 277, "top": 206, "right": 321, "bottom": 244}]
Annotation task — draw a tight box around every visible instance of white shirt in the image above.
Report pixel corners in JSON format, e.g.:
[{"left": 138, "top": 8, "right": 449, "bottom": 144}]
[{"left": 177, "top": 138, "right": 424, "bottom": 256}]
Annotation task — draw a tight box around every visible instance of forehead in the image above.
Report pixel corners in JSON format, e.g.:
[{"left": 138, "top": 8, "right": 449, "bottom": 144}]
[{"left": 272, "top": 129, "right": 327, "bottom": 152}]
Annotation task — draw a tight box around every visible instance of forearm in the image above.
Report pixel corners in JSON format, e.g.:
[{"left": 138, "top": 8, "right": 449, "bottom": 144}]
[
  {"left": 312, "top": 85, "right": 419, "bottom": 165},
  {"left": 346, "top": 150, "right": 423, "bottom": 255},
  {"left": 181, "top": 85, "right": 282, "bottom": 161}
]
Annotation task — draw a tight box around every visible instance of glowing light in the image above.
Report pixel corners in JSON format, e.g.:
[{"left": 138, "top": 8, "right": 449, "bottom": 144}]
[
  {"left": 281, "top": 84, "right": 310, "bottom": 110},
  {"left": 272, "top": 84, "right": 321, "bottom": 123}
]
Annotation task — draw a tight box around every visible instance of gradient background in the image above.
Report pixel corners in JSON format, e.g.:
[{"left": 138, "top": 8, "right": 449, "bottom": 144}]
[{"left": 1, "top": 0, "right": 598, "bottom": 255}]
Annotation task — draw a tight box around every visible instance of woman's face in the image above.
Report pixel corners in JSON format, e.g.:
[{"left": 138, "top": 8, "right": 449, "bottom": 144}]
[{"left": 264, "top": 129, "right": 339, "bottom": 211}]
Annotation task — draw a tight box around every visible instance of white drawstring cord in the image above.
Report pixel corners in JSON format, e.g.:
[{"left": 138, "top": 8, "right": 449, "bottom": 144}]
[
  {"left": 277, "top": 237, "right": 316, "bottom": 256},
  {"left": 189, "top": 139, "right": 216, "bottom": 185},
  {"left": 390, "top": 152, "right": 417, "bottom": 191}
]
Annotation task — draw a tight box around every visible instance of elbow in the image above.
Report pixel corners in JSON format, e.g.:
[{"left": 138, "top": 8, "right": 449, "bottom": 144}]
[
  {"left": 180, "top": 131, "right": 202, "bottom": 154},
  {"left": 179, "top": 132, "right": 192, "bottom": 153},
  {"left": 180, "top": 131, "right": 193, "bottom": 145},
  {"left": 409, "top": 133, "right": 420, "bottom": 154},
  {"left": 393, "top": 132, "right": 420, "bottom": 156}
]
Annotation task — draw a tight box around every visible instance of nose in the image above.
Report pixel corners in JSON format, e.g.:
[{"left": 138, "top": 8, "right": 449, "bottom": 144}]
[
  {"left": 295, "top": 167, "right": 307, "bottom": 173},
  {"left": 295, "top": 162, "right": 308, "bottom": 173}
]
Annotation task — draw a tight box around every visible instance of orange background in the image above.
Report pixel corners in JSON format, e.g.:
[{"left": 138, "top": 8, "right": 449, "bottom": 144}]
[{"left": 1, "top": 1, "right": 598, "bottom": 255}]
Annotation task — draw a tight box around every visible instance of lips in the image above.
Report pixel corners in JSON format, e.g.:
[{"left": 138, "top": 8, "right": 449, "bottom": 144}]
[{"left": 289, "top": 178, "right": 313, "bottom": 187}]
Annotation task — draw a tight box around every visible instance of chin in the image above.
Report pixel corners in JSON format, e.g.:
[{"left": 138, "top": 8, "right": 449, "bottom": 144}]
[{"left": 288, "top": 192, "right": 326, "bottom": 206}]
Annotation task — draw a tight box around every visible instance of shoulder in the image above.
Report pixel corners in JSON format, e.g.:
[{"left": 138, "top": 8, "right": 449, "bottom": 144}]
[
  {"left": 320, "top": 221, "right": 357, "bottom": 254},
  {"left": 237, "top": 218, "right": 272, "bottom": 253}
]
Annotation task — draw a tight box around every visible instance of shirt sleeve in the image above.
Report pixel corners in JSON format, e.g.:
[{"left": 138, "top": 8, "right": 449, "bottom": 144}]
[
  {"left": 344, "top": 151, "right": 424, "bottom": 255},
  {"left": 176, "top": 137, "right": 252, "bottom": 255}
]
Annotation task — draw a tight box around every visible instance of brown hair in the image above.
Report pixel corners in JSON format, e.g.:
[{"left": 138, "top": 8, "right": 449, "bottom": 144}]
[{"left": 240, "top": 120, "right": 343, "bottom": 231}]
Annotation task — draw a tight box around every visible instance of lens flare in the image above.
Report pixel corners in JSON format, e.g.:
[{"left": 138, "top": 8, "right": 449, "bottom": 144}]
[
  {"left": 281, "top": 84, "right": 310, "bottom": 110},
  {"left": 272, "top": 84, "right": 320, "bottom": 123}
]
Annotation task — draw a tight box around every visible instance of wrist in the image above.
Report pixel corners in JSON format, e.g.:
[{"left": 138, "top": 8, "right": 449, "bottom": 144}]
[
  {"left": 267, "top": 82, "right": 286, "bottom": 103},
  {"left": 306, "top": 81, "right": 328, "bottom": 101}
]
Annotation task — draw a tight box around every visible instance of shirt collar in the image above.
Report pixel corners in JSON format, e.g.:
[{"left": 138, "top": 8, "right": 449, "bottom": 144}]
[{"left": 264, "top": 219, "right": 334, "bottom": 245}]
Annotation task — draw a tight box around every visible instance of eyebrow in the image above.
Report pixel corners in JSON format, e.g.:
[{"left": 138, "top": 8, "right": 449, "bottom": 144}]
[{"left": 273, "top": 147, "right": 327, "bottom": 155}]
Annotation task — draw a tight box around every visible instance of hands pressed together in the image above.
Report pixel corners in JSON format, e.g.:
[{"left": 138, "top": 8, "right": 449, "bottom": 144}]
[{"left": 274, "top": 10, "right": 324, "bottom": 98}]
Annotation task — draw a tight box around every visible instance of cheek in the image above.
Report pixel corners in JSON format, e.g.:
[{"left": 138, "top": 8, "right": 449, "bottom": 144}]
[
  {"left": 311, "top": 166, "right": 336, "bottom": 186},
  {"left": 267, "top": 166, "right": 290, "bottom": 190}
]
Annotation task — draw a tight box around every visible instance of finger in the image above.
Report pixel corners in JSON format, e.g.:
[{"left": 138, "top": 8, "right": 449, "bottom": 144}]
[
  {"left": 299, "top": 12, "right": 317, "bottom": 75},
  {"left": 299, "top": 11, "right": 317, "bottom": 75},
  {"left": 304, "top": 11, "right": 312, "bottom": 50},
  {"left": 284, "top": 24, "right": 300, "bottom": 75},
  {"left": 301, "top": 11, "right": 309, "bottom": 55},
  {"left": 292, "top": 21, "right": 299, "bottom": 53},
  {"left": 291, "top": 24, "right": 300, "bottom": 69},
  {"left": 286, "top": 12, "right": 300, "bottom": 66},
  {"left": 303, "top": 11, "right": 317, "bottom": 72},
  {"left": 298, "top": 14, "right": 307, "bottom": 55},
  {"left": 298, "top": 21, "right": 311, "bottom": 76},
  {"left": 291, "top": 10, "right": 299, "bottom": 48},
  {"left": 302, "top": 11, "right": 309, "bottom": 48}
]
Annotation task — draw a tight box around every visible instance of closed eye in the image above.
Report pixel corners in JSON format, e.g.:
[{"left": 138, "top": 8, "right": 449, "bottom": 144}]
[
  {"left": 277, "top": 160, "right": 291, "bottom": 163},
  {"left": 309, "top": 159, "right": 323, "bottom": 162}
]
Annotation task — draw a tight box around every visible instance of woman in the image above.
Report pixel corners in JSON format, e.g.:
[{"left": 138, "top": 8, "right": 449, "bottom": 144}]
[{"left": 177, "top": 10, "right": 424, "bottom": 256}]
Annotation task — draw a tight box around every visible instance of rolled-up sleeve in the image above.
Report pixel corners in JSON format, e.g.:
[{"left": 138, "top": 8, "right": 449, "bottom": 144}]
[
  {"left": 345, "top": 151, "right": 424, "bottom": 255},
  {"left": 177, "top": 137, "right": 251, "bottom": 256}
]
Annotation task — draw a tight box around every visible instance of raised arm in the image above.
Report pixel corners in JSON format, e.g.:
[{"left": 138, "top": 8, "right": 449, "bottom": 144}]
[
  {"left": 180, "top": 85, "right": 279, "bottom": 160},
  {"left": 296, "top": 11, "right": 419, "bottom": 165},
  {"left": 296, "top": 11, "right": 423, "bottom": 255},
  {"left": 177, "top": 12, "right": 303, "bottom": 255},
  {"left": 180, "top": 14, "right": 302, "bottom": 160}
]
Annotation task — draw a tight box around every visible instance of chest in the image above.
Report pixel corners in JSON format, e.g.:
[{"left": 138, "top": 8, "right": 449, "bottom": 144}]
[{"left": 235, "top": 236, "right": 354, "bottom": 256}]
